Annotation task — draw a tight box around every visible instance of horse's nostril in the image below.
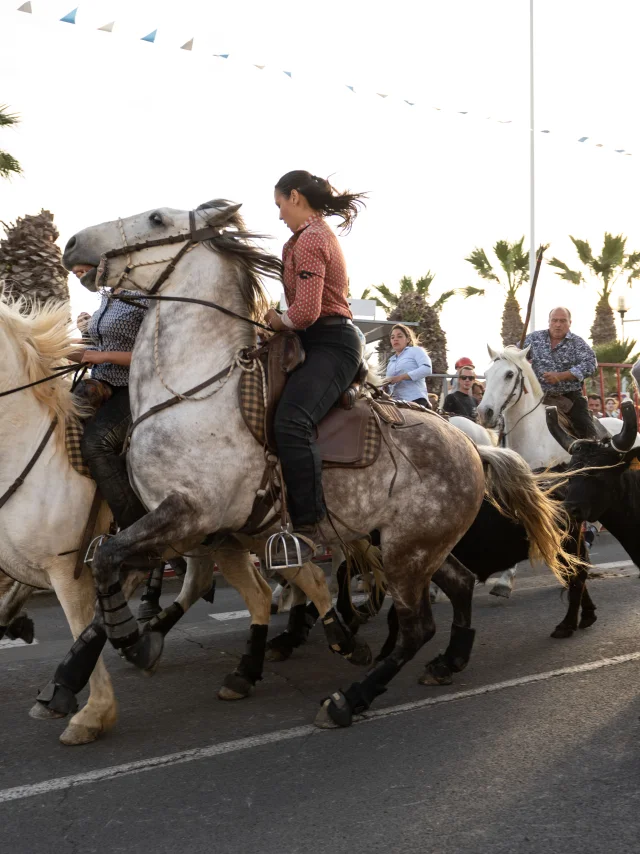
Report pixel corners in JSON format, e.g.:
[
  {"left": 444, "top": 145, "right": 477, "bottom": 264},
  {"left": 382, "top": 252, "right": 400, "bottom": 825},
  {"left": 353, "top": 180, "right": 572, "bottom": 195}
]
[
  {"left": 485, "top": 407, "right": 494, "bottom": 421},
  {"left": 65, "top": 235, "right": 77, "bottom": 253}
]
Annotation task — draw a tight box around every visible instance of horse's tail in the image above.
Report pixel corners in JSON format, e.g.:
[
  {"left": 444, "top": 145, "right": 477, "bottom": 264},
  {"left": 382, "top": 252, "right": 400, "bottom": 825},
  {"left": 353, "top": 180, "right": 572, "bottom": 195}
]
[{"left": 476, "top": 445, "right": 583, "bottom": 585}]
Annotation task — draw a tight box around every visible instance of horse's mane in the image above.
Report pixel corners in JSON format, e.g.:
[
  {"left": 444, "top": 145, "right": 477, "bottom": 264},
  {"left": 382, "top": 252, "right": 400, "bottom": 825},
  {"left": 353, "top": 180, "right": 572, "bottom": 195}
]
[
  {"left": 498, "top": 345, "right": 543, "bottom": 397},
  {"left": 196, "top": 200, "right": 283, "bottom": 323},
  {"left": 0, "top": 292, "right": 81, "bottom": 438}
]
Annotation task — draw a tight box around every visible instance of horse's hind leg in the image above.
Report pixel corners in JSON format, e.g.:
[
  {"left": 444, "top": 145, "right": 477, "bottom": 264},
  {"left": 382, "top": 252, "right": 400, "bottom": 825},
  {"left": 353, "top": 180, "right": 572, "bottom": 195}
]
[
  {"left": 317, "top": 545, "right": 438, "bottom": 728},
  {"left": 551, "top": 529, "right": 587, "bottom": 639},
  {"left": 419, "top": 556, "right": 476, "bottom": 686},
  {"left": 0, "top": 581, "right": 35, "bottom": 643},
  {"left": 215, "top": 546, "right": 272, "bottom": 701},
  {"left": 265, "top": 583, "right": 312, "bottom": 662},
  {"left": 579, "top": 582, "right": 597, "bottom": 630}
]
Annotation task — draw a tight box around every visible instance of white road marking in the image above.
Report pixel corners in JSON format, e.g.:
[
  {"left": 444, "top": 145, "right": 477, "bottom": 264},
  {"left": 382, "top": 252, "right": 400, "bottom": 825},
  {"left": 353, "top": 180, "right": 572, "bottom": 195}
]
[
  {"left": 1, "top": 650, "right": 639, "bottom": 805},
  {"left": 0, "top": 638, "right": 38, "bottom": 649},
  {"left": 590, "top": 560, "right": 635, "bottom": 571},
  {"left": 209, "top": 610, "right": 251, "bottom": 622}
]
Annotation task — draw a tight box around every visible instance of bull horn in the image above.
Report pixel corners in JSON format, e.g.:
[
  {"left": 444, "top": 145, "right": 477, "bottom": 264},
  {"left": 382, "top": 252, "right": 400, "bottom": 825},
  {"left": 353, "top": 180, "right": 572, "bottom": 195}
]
[
  {"left": 611, "top": 400, "right": 638, "bottom": 452},
  {"left": 545, "top": 406, "right": 574, "bottom": 453}
]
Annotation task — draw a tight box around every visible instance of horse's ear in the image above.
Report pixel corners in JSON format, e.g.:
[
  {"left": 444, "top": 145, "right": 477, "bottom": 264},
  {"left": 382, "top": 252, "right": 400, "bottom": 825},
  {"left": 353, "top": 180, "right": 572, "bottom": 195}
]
[
  {"left": 204, "top": 202, "right": 242, "bottom": 228},
  {"left": 487, "top": 344, "right": 498, "bottom": 360},
  {"left": 521, "top": 344, "right": 531, "bottom": 359}
]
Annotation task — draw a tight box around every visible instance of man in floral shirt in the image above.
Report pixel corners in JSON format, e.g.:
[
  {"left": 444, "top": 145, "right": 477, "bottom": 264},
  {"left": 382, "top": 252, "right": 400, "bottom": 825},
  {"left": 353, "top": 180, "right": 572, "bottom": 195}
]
[{"left": 523, "top": 306, "right": 598, "bottom": 438}]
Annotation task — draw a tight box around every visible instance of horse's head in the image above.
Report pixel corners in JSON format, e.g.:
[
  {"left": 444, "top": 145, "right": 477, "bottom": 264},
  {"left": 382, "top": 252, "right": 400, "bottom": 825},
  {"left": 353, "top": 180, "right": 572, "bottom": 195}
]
[
  {"left": 478, "top": 344, "right": 534, "bottom": 428},
  {"left": 62, "top": 200, "right": 244, "bottom": 292}
]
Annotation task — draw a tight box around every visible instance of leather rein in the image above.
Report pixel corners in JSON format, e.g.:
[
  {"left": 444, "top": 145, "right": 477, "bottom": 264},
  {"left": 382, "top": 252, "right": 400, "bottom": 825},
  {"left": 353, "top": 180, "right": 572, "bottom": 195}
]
[{"left": 498, "top": 364, "right": 544, "bottom": 439}]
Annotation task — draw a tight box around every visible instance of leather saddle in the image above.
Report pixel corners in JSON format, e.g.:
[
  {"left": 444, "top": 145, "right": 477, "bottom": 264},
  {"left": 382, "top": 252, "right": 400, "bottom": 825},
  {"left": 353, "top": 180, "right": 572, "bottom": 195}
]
[{"left": 240, "top": 331, "right": 375, "bottom": 466}]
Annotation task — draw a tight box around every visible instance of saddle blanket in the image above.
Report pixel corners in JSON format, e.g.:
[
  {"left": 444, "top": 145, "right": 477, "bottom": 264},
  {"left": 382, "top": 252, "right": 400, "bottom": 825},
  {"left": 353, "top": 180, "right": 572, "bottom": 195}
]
[{"left": 65, "top": 418, "right": 92, "bottom": 479}]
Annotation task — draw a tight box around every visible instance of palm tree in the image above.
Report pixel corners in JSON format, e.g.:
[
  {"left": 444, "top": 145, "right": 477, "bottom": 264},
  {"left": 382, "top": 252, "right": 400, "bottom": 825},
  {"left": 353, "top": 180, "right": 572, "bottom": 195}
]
[
  {"left": 462, "top": 238, "right": 533, "bottom": 346},
  {"left": 0, "top": 210, "right": 69, "bottom": 305},
  {"left": 0, "top": 104, "right": 23, "bottom": 179},
  {"left": 367, "top": 273, "right": 455, "bottom": 393},
  {"left": 548, "top": 233, "right": 640, "bottom": 346}
]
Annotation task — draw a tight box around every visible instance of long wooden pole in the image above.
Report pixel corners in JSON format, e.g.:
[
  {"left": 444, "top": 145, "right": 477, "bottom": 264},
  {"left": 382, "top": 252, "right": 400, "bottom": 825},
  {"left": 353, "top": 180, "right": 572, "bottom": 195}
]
[{"left": 519, "top": 245, "right": 546, "bottom": 349}]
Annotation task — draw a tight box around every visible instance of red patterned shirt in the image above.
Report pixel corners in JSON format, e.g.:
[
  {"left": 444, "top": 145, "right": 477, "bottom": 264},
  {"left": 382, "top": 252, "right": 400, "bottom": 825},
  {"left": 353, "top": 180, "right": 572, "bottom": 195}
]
[{"left": 281, "top": 215, "right": 353, "bottom": 330}]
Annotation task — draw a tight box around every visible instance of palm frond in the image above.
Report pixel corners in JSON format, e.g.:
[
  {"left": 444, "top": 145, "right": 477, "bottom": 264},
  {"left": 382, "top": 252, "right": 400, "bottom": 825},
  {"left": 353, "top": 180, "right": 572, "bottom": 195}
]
[
  {"left": 399, "top": 275, "right": 415, "bottom": 295},
  {"left": 0, "top": 105, "right": 20, "bottom": 129},
  {"left": 0, "top": 150, "right": 22, "bottom": 179},
  {"left": 372, "top": 283, "right": 398, "bottom": 309},
  {"left": 548, "top": 257, "right": 583, "bottom": 285},
  {"left": 415, "top": 271, "right": 436, "bottom": 295},
  {"left": 459, "top": 285, "right": 485, "bottom": 299},
  {"left": 465, "top": 248, "right": 499, "bottom": 283},
  {"left": 569, "top": 236, "right": 594, "bottom": 266},
  {"left": 431, "top": 289, "right": 456, "bottom": 312}
]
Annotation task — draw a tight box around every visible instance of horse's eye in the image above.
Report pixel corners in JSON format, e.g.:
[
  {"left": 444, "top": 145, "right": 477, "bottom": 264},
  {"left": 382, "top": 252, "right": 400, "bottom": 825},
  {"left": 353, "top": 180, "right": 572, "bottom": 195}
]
[
  {"left": 505, "top": 371, "right": 514, "bottom": 379},
  {"left": 149, "top": 212, "right": 164, "bottom": 226}
]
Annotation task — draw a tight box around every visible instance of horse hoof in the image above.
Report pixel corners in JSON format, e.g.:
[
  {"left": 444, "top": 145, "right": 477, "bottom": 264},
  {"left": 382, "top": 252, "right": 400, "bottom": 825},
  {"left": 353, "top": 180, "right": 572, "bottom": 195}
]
[
  {"left": 122, "top": 631, "right": 164, "bottom": 671},
  {"left": 29, "top": 701, "right": 67, "bottom": 721},
  {"left": 347, "top": 638, "right": 372, "bottom": 667},
  {"left": 7, "top": 614, "right": 35, "bottom": 644},
  {"left": 418, "top": 661, "right": 453, "bottom": 686},
  {"left": 551, "top": 625, "right": 575, "bottom": 639},
  {"left": 319, "top": 691, "right": 353, "bottom": 728},
  {"left": 219, "top": 672, "right": 253, "bottom": 699},
  {"left": 489, "top": 583, "right": 512, "bottom": 599},
  {"left": 314, "top": 699, "right": 341, "bottom": 729},
  {"left": 137, "top": 600, "right": 162, "bottom": 623},
  {"left": 59, "top": 724, "right": 101, "bottom": 746},
  {"left": 579, "top": 612, "right": 598, "bottom": 630}
]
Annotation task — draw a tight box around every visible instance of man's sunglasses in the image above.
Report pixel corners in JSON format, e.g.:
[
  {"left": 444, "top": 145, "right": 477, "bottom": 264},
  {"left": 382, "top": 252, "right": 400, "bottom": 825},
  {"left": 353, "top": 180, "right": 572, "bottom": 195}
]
[{"left": 460, "top": 376, "right": 476, "bottom": 381}]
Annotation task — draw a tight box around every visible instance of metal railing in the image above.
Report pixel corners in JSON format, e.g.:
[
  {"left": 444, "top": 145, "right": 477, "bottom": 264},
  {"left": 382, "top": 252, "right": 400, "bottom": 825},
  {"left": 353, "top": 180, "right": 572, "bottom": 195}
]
[{"left": 584, "top": 362, "right": 639, "bottom": 419}]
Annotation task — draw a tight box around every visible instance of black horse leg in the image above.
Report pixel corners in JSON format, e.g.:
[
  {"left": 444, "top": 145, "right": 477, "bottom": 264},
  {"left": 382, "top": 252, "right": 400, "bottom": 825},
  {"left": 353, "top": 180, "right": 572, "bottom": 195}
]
[
  {"left": 579, "top": 582, "right": 597, "bottom": 629},
  {"left": 137, "top": 564, "right": 165, "bottom": 622},
  {"left": 336, "top": 561, "right": 386, "bottom": 634},
  {"left": 266, "top": 599, "right": 317, "bottom": 662},
  {"left": 551, "top": 526, "right": 587, "bottom": 639},
  {"left": 375, "top": 603, "right": 399, "bottom": 662},
  {"left": 318, "top": 548, "right": 438, "bottom": 729},
  {"left": 419, "top": 556, "right": 476, "bottom": 686}
]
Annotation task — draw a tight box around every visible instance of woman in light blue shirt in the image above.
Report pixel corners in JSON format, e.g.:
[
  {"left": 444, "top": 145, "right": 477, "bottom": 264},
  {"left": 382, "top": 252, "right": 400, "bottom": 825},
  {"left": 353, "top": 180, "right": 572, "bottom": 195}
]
[{"left": 383, "top": 324, "right": 432, "bottom": 407}]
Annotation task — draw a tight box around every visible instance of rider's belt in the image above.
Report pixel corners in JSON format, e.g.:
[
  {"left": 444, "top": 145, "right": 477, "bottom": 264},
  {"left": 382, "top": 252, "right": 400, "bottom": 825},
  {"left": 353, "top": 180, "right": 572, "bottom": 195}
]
[{"left": 312, "top": 316, "right": 353, "bottom": 327}]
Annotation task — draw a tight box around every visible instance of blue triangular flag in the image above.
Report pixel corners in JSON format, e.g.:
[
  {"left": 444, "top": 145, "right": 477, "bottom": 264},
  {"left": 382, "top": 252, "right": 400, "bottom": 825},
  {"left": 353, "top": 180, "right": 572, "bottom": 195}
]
[
  {"left": 213, "top": 53, "right": 229, "bottom": 58},
  {"left": 615, "top": 149, "right": 625, "bottom": 153},
  {"left": 17, "top": 2, "right": 32, "bottom": 12},
  {"left": 541, "top": 129, "right": 550, "bottom": 133},
  {"left": 60, "top": 7, "right": 77, "bottom": 23},
  {"left": 283, "top": 71, "right": 292, "bottom": 77},
  {"left": 404, "top": 100, "right": 415, "bottom": 106},
  {"left": 578, "top": 136, "right": 588, "bottom": 142},
  {"left": 346, "top": 85, "right": 355, "bottom": 92},
  {"left": 141, "top": 29, "right": 157, "bottom": 43}
]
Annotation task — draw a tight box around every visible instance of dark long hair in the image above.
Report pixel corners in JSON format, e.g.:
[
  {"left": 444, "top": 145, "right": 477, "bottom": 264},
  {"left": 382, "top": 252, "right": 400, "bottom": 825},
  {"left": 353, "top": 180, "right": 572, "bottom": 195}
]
[{"left": 274, "top": 170, "right": 367, "bottom": 234}]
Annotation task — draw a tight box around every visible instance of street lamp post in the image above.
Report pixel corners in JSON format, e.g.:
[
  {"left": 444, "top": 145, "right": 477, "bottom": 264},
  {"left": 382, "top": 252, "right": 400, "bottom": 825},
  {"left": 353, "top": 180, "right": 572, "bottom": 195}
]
[{"left": 528, "top": 0, "right": 536, "bottom": 332}]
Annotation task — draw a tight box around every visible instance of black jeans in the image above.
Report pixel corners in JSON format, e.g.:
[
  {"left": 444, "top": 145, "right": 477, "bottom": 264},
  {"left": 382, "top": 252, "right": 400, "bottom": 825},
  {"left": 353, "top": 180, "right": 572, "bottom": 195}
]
[
  {"left": 564, "top": 390, "right": 598, "bottom": 439},
  {"left": 274, "top": 320, "right": 363, "bottom": 527},
  {"left": 80, "top": 385, "right": 146, "bottom": 530}
]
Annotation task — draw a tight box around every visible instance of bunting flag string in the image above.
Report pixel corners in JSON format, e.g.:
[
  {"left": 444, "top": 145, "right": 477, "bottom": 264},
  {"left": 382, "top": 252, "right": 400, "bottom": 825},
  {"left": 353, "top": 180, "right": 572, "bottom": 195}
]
[{"left": 13, "top": 2, "right": 634, "bottom": 157}]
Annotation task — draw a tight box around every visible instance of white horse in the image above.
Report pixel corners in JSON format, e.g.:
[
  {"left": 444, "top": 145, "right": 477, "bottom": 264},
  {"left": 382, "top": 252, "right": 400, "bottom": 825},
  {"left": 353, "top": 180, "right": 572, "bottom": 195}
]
[
  {"left": 477, "top": 344, "right": 638, "bottom": 597},
  {"left": 59, "top": 200, "right": 579, "bottom": 731},
  {"left": 0, "top": 297, "right": 118, "bottom": 745}
]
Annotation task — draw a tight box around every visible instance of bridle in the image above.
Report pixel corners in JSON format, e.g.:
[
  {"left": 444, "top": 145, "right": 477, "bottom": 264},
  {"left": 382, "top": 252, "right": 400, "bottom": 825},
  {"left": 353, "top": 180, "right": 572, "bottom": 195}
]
[{"left": 494, "top": 361, "right": 544, "bottom": 439}]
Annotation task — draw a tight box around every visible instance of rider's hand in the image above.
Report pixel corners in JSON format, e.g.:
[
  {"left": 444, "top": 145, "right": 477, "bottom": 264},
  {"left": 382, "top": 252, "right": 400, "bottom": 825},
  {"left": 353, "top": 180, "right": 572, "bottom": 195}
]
[
  {"left": 265, "top": 308, "right": 286, "bottom": 332},
  {"left": 543, "top": 371, "right": 560, "bottom": 385},
  {"left": 73, "top": 350, "right": 105, "bottom": 365}
]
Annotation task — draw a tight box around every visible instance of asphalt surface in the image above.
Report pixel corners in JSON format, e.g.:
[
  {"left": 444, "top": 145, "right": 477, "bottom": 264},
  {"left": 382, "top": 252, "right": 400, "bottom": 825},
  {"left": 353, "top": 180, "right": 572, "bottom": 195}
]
[{"left": 1, "top": 533, "right": 639, "bottom": 854}]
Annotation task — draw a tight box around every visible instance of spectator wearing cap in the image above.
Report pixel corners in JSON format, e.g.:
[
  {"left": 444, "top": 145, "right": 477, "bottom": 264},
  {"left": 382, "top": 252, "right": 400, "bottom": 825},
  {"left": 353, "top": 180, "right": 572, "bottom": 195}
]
[{"left": 443, "top": 366, "right": 478, "bottom": 421}]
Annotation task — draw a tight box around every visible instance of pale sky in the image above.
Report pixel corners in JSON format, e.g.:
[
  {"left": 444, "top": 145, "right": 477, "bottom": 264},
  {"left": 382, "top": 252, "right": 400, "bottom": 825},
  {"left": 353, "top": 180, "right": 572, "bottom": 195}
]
[{"left": 1, "top": 0, "right": 640, "bottom": 372}]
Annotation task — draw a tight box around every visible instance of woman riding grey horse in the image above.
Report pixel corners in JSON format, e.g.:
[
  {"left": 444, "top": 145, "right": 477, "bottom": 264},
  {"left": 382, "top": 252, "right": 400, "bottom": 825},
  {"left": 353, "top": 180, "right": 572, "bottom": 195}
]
[{"left": 265, "top": 171, "right": 367, "bottom": 567}]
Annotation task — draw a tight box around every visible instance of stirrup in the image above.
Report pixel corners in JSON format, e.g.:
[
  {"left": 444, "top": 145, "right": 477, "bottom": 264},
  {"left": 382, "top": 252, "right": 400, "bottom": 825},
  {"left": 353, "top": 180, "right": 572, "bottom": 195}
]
[
  {"left": 266, "top": 530, "right": 313, "bottom": 573},
  {"left": 84, "top": 534, "right": 111, "bottom": 566}
]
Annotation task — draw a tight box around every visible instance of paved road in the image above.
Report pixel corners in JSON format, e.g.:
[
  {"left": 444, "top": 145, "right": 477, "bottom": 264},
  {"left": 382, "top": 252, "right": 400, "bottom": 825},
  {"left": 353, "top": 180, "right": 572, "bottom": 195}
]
[{"left": 1, "top": 533, "right": 639, "bottom": 854}]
